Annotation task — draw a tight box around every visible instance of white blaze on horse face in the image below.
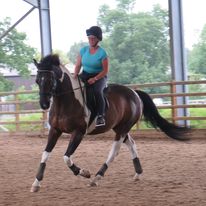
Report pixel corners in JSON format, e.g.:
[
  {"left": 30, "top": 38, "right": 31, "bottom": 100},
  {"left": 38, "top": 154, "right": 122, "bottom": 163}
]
[{"left": 40, "top": 77, "right": 45, "bottom": 87}]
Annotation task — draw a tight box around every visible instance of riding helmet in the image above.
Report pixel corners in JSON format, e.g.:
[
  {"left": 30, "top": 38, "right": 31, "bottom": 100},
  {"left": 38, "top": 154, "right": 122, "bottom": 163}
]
[{"left": 86, "top": 26, "right": 103, "bottom": 41}]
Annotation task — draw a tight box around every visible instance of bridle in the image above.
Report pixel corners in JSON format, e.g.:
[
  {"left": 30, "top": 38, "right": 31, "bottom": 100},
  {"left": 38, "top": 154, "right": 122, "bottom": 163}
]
[
  {"left": 37, "top": 70, "right": 57, "bottom": 96},
  {"left": 37, "top": 69, "right": 85, "bottom": 97}
]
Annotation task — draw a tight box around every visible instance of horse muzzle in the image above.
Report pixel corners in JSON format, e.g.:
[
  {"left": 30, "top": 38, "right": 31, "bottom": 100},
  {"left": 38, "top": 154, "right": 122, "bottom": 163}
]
[{"left": 39, "top": 94, "right": 51, "bottom": 110}]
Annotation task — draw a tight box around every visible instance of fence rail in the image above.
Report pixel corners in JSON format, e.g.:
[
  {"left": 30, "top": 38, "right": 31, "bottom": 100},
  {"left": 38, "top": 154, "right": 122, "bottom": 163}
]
[{"left": 0, "top": 80, "right": 206, "bottom": 134}]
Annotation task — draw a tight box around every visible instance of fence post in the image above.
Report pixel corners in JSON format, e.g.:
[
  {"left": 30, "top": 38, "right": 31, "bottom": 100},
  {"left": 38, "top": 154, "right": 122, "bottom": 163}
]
[
  {"left": 170, "top": 81, "right": 177, "bottom": 124},
  {"left": 14, "top": 93, "right": 20, "bottom": 131},
  {"left": 42, "top": 110, "right": 48, "bottom": 133}
]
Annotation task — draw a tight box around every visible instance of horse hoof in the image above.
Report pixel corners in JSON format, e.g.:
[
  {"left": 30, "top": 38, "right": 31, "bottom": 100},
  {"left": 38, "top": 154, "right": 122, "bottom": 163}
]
[
  {"left": 30, "top": 186, "right": 40, "bottom": 192},
  {"left": 88, "top": 181, "right": 98, "bottom": 187},
  {"left": 133, "top": 173, "right": 141, "bottom": 181},
  {"left": 80, "top": 169, "right": 91, "bottom": 178},
  {"left": 88, "top": 174, "right": 102, "bottom": 187}
]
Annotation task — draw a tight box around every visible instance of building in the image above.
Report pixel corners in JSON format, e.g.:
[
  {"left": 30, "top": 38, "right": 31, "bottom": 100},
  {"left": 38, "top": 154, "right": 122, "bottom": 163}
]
[{"left": 0, "top": 64, "right": 37, "bottom": 90}]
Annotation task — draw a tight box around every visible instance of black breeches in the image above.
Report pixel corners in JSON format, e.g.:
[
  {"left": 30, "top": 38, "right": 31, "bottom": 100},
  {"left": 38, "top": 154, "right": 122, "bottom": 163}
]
[
  {"left": 79, "top": 71, "right": 107, "bottom": 116},
  {"left": 92, "top": 77, "right": 106, "bottom": 115}
]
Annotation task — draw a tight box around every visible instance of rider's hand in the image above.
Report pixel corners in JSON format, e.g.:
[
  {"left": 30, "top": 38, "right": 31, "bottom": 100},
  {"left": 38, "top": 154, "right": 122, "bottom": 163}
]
[{"left": 88, "top": 77, "right": 96, "bottom": 85}]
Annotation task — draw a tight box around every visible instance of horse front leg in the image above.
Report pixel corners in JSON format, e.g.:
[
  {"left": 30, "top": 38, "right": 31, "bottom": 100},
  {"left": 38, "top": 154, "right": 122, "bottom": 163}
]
[
  {"left": 124, "top": 133, "right": 143, "bottom": 181},
  {"left": 89, "top": 135, "right": 125, "bottom": 186},
  {"left": 30, "top": 128, "right": 62, "bottom": 192},
  {"left": 63, "top": 130, "right": 91, "bottom": 178}
]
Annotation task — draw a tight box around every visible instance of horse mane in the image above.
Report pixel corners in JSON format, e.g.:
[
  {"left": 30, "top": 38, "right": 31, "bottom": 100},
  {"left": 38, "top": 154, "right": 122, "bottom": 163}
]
[{"left": 40, "top": 54, "right": 61, "bottom": 70}]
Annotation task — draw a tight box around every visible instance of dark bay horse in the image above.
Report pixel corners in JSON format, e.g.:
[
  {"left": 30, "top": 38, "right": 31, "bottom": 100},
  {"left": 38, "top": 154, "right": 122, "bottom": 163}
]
[{"left": 31, "top": 54, "right": 190, "bottom": 192}]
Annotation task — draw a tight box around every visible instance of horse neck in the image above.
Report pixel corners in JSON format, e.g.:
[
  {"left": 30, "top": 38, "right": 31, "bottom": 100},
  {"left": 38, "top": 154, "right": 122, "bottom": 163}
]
[
  {"left": 60, "top": 64, "right": 84, "bottom": 95},
  {"left": 53, "top": 66, "right": 85, "bottom": 110}
]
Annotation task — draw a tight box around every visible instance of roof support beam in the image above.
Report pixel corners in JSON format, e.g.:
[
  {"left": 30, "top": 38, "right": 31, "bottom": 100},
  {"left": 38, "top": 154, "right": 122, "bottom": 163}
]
[
  {"left": 1, "top": 0, "right": 52, "bottom": 57},
  {"left": 37, "top": 0, "right": 52, "bottom": 57},
  {"left": 168, "top": 0, "right": 189, "bottom": 126},
  {"left": 23, "top": 0, "right": 52, "bottom": 56}
]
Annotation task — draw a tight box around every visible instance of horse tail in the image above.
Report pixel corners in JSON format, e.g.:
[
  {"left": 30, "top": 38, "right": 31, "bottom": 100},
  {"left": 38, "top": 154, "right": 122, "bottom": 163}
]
[{"left": 135, "top": 90, "right": 190, "bottom": 141}]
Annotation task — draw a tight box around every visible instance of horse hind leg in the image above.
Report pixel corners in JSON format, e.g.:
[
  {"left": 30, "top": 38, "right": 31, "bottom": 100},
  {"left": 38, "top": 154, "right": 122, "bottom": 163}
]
[
  {"left": 124, "top": 133, "right": 143, "bottom": 181},
  {"left": 89, "top": 135, "right": 124, "bottom": 187}
]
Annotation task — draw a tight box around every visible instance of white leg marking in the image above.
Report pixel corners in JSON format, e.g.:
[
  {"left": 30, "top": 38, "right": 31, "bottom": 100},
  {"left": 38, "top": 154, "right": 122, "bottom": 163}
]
[
  {"left": 124, "top": 134, "right": 138, "bottom": 159},
  {"left": 31, "top": 178, "right": 41, "bottom": 192},
  {"left": 90, "top": 137, "right": 124, "bottom": 187},
  {"left": 63, "top": 155, "right": 74, "bottom": 167},
  {"left": 30, "top": 151, "right": 50, "bottom": 192},
  {"left": 125, "top": 134, "right": 142, "bottom": 180},
  {"left": 133, "top": 173, "right": 141, "bottom": 181},
  {"left": 32, "top": 178, "right": 40, "bottom": 187},
  {"left": 106, "top": 137, "right": 124, "bottom": 166},
  {"left": 41, "top": 151, "right": 50, "bottom": 163}
]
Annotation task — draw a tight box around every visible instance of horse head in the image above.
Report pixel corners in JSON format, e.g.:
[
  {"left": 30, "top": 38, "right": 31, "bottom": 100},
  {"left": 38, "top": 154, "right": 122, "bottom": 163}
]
[{"left": 33, "top": 54, "right": 63, "bottom": 110}]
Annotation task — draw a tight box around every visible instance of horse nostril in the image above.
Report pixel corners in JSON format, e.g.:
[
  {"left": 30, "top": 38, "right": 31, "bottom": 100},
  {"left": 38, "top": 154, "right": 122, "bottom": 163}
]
[
  {"left": 40, "top": 95, "right": 51, "bottom": 110},
  {"left": 43, "top": 104, "right": 48, "bottom": 109},
  {"left": 40, "top": 101, "right": 50, "bottom": 110}
]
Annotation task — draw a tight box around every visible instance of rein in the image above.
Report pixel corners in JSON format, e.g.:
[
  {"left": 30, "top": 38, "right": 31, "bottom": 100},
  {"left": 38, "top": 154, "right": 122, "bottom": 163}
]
[{"left": 52, "top": 85, "right": 85, "bottom": 97}]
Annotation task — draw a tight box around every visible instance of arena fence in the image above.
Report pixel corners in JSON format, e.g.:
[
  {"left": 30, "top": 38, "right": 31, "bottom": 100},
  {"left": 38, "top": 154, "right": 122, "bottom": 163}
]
[{"left": 0, "top": 80, "right": 206, "bottom": 136}]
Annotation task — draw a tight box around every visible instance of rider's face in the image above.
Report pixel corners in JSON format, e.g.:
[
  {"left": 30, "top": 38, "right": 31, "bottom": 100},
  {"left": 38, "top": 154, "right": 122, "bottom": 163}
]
[{"left": 88, "top": 35, "right": 99, "bottom": 47}]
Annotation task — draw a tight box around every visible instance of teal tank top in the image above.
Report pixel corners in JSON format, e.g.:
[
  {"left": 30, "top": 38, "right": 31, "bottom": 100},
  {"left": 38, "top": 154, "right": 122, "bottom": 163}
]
[{"left": 80, "top": 46, "right": 107, "bottom": 73}]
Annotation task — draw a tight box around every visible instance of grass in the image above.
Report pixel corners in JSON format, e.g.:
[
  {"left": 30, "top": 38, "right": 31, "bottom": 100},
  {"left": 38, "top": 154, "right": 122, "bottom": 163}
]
[
  {"left": 1, "top": 108, "right": 206, "bottom": 132},
  {"left": 134, "top": 108, "right": 206, "bottom": 130},
  {"left": 3, "top": 113, "right": 43, "bottom": 131}
]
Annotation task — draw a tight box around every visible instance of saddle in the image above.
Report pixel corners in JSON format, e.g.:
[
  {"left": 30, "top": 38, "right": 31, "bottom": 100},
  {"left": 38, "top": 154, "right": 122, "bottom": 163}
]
[{"left": 84, "top": 85, "right": 109, "bottom": 126}]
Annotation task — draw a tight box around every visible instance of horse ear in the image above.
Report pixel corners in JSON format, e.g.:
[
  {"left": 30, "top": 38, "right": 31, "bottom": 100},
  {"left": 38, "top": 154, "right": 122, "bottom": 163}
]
[{"left": 33, "top": 59, "right": 39, "bottom": 68}]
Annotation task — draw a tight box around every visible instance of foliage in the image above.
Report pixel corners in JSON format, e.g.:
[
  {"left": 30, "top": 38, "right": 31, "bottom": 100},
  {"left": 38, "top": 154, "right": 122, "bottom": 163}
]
[
  {"left": 138, "top": 108, "right": 206, "bottom": 129},
  {"left": 16, "top": 85, "right": 39, "bottom": 101},
  {"left": 0, "top": 18, "right": 37, "bottom": 91},
  {"left": 53, "top": 49, "right": 69, "bottom": 64},
  {"left": 3, "top": 107, "right": 206, "bottom": 131},
  {"left": 187, "top": 73, "right": 206, "bottom": 98},
  {"left": 3, "top": 113, "right": 42, "bottom": 132},
  {"left": 67, "top": 41, "right": 88, "bottom": 64},
  {"left": 67, "top": 1, "right": 170, "bottom": 93},
  {"left": 0, "top": 75, "right": 14, "bottom": 91},
  {"left": 188, "top": 24, "right": 206, "bottom": 77},
  {"left": 97, "top": 2, "right": 170, "bottom": 87}
]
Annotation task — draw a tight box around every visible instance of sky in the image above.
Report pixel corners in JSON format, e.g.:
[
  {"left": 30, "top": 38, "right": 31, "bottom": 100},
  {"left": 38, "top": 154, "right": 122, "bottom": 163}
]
[{"left": 0, "top": 0, "right": 206, "bottom": 52}]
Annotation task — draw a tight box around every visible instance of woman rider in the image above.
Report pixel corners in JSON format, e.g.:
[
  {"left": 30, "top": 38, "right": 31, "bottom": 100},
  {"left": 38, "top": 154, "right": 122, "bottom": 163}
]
[{"left": 74, "top": 26, "right": 109, "bottom": 127}]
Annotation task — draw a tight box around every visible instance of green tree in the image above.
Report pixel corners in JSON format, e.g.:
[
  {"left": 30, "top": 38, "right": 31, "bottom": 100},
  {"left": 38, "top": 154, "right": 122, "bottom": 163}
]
[
  {"left": 67, "top": 41, "right": 88, "bottom": 64},
  {"left": 0, "top": 18, "right": 37, "bottom": 91},
  {"left": 0, "top": 75, "right": 14, "bottom": 91},
  {"left": 97, "top": 1, "right": 170, "bottom": 87},
  {"left": 53, "top": 49, "right": 69, "bottom": 64},
  {"left": 188, "top": 24, "right": 206, "bottom": 76}
]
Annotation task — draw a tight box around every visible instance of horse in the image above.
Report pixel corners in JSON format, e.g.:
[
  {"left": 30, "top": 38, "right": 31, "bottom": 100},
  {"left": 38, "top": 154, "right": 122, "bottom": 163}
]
[{"left": 30, "top": 54, "right": 190, "bottom": 192}]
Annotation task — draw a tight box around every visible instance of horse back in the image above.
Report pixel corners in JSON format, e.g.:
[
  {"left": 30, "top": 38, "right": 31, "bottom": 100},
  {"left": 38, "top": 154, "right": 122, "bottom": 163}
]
[
  {"left": 105, "top": 84, "right": 142, "bottom": 124},
  {"left": 106, "top": 84, "right": 140, "bottom": 104}
]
